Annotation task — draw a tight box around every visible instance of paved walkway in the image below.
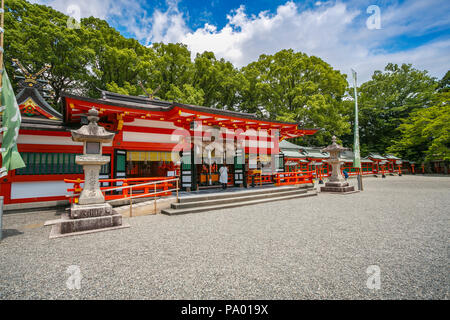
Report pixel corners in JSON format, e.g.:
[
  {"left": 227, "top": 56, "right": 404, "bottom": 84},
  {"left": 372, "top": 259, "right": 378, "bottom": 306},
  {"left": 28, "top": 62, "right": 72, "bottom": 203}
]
[{"left": 0, "top": 175, "right": 448, "bottom": 299}]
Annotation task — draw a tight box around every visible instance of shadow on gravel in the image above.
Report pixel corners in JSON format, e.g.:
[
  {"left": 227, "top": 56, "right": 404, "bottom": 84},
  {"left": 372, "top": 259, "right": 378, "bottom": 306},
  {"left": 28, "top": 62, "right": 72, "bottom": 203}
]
[{"left": 1, "top": 229, "right": 24, "bottom": 239}]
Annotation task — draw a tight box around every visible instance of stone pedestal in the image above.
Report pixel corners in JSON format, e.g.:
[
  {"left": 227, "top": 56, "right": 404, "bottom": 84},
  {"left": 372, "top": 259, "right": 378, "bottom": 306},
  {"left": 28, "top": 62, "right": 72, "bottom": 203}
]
[
  {"left": 61, "top": 211, "right": 123, "bottom": 234},
  {"left": 70, "top": 203, "right": 113, "bottom": 218},
  {"left": 321, "top": 181, "right": 355, "bottom": 193},
  {"left": 46, "top": 210, "right": 128, "bottom": 239}
]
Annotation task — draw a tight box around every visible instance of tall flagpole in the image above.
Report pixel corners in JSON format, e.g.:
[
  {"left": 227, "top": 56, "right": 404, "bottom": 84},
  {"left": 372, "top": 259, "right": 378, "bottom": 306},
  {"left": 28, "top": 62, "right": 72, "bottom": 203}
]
[
  {"left": 351, "top": 69, "right": 363, "bottom": 191},
  {"left": 0, "top": 0, "right": 4, "bottom": 241},
  {"left": 0, "top": 0, "right": 4, "bottom": 88}
]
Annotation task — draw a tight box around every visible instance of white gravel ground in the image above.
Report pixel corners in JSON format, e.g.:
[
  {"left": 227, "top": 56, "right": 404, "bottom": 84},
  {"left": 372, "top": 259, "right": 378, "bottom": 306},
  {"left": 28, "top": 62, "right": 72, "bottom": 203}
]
[{"left": 0, "top": 175, "right": 448, "bottom": 300}]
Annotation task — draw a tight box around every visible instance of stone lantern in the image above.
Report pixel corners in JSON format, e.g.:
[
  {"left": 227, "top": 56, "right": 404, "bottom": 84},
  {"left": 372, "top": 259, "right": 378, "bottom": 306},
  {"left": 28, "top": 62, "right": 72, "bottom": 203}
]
[
  {"left": 320, "top": 136, "right": 355, "bottom": 193},
  {"left": 71, "top": 108, "right": 115, "bottom": 207},
  {"left": 45, "top": 108, "right": 129, "bottom": 238}
]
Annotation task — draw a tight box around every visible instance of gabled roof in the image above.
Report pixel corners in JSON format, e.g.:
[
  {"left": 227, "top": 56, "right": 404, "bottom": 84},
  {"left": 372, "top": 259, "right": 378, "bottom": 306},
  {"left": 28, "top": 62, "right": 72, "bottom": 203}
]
[
  {"left": 12, "top": 59, "right": 63, "bottom": 127},
  {"left": 282, "top": 150, "right": 305, "bottom": 158},
  {"left": 16, "top": 87, "right": 62, "bottom": 120},
  {"left": 301, "top": 147, "right": 329, "bottom": 159},
  {"left": 61, "top": 91, "right": 320, "bottom": 139},
  {"left": 92, "top": 90, "right": 304, "bottom": 126},
  {"left": 279, "top": 139, "right": 304, "bottom": 150},
  {"left": 280, "top": 140, "right": 307, "bottom": 158},
  {"left": 14, "top": 87, "right": 66, "bottom": 131},
  {"left": 340, "top": 150, "right": 373, "bottom": 163},
  {"left": 100, "top": 90, "right": 173, "bottom": 108},
  {"left": 384, "top": 154, "right": 401, "bottom": 160},
  {"left": 368, "top": 153, "right": 387, "bottom": 160}
]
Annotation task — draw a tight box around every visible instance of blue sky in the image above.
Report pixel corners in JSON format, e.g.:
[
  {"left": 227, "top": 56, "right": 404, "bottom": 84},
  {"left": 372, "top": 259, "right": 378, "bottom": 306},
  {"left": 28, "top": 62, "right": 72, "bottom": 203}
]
[{"left": 31, "top": 0, "right": 450, "bottom": 83}]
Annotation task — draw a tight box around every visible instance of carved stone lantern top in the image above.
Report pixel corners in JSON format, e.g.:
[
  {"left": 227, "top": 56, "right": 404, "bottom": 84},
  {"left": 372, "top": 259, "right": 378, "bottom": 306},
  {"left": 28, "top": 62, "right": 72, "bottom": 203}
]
[
  {"left": 321, "top": 136, "right": 349, "bottom": 154},
  {"left": 71, "top": 108, "right": 115, "bottom": 143}
]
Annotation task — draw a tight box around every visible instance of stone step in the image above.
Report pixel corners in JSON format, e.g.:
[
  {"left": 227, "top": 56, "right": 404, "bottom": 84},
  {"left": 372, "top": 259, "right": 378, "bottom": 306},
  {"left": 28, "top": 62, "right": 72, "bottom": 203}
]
[
  {"left": 161, "top": 191, "right": 317, "bottom": 216},
  {"left": 171, "top": 188, "right": 308, "bottom": 209},
  {"left": 178, "top": 184, "right": 313, "bottom": 203}
]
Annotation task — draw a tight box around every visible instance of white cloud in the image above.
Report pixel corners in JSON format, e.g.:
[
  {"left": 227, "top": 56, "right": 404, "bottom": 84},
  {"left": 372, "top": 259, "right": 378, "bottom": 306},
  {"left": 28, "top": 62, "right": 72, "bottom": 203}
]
[
  {"left": 178, "top": 1, "right": 449, "bottom": 83},
  {"left": 29, "top": 0, "right": 450, "bottom": 83},
  {"left": 29, "top": 0, "right": 119, "bottom": 20},
  {"left": 147, "top": 1, "right": 189, "bottom": 43}
]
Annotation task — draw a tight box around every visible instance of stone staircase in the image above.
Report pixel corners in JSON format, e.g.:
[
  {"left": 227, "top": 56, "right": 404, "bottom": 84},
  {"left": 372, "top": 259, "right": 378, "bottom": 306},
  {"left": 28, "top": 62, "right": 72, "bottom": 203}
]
[{"left": 161, "top": 184, "right": 317, "bottom": 215}]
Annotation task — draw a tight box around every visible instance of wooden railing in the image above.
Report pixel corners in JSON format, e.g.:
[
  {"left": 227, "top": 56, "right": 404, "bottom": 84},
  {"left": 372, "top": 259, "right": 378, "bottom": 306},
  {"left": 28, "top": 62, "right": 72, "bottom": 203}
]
[
  {"left": 65, "top": 177, "right": 177, "bottom": 204},
  {"left": 65, "top": 177, "right": 180, "bottom": 217},
  {"left": 247, "top": 172, "right": 273, "bottom": 186},
  {"left": 273, "top": 170, "right": 314, "bottom": 186}
]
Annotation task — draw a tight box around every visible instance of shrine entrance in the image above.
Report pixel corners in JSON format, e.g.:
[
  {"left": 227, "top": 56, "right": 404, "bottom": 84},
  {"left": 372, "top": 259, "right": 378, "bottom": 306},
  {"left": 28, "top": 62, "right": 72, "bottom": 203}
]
[{"left": 180, "top": 138, "right": 247, "bottom": 191}]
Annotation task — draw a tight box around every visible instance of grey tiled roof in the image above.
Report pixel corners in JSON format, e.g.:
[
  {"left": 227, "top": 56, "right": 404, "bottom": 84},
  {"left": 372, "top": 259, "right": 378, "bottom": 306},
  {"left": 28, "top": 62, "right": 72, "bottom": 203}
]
[
  {"left": 368, "top": 153, "right": 387, "bottom": 160},
  {"left": 279, "top": 140, "right": 304, "bottom": 150},
  {"left": 61, "top": 91, "right": 319, "bottom": 129},
  {"left": 384, "top": 154, "right": 401, "bottom": 160},
  {"left": 282, "top": 150, "right": 305, "bottom": 158},
  {"left": 301, "top": 147, "right": 329, "bottom": 159}
]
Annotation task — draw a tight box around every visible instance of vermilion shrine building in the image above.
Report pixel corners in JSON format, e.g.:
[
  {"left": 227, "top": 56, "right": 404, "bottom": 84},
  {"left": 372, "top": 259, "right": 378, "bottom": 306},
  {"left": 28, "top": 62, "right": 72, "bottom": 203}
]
[
  {"left": 1, "top": 83, "right": 319, "bottom": 207},
  {"left": 0, "top": 68, "right": 426, "bottom": 210}
]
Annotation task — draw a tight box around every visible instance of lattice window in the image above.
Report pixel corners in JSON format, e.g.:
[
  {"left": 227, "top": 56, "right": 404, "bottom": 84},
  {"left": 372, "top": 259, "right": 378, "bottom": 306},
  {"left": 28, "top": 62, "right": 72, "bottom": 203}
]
[{"left": 15, "top": 153, "right": 110, "bottom": 175}]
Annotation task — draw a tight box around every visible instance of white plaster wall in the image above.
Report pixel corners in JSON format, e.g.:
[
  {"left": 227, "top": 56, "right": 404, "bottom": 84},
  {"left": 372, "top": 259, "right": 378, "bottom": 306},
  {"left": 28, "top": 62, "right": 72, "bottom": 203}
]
[
  {"left": 17, "top": 135, "right": 78, "bottom": 146},
  {"left": 11, "top": 181, "right": 69, "bottom": 199},
  {"left": 128, "top": 119, "right": 178, "bottom": 129},
  {"left": 14, "top": 135, "right": 112, "bottom": 146},
  {"left": 123, "top": 131, "right": 184, "bottom": 144}
]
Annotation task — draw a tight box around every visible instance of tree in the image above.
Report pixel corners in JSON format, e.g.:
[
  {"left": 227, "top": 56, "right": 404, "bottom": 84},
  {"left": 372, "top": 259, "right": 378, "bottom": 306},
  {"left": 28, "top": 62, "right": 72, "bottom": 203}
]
[
  {"left": 437, "top": 70, "right": 449, "bottom": 92},
  {"left": 166, "top": 84, "right": 204, "bottom": 106},
  {"left": 388, "top": 91, "right": 449, "bottom": 162},
  {"left": 149, "top": 42, "right": 194, "bottom": 99},
  {"left": 5, "top": 0, "right": 95, "bottom": 108},
  {"left": 81, "top": 17, "right": 156, "bottom": 99},
  {"left": 192, "top": 51, "right": 244, "bottom": 110},
  {"left": 357, "top": 63, "right": 437, "bottom": 154},
  {"left": 239, "top": 49, "right": 350, "bottom": 145}
]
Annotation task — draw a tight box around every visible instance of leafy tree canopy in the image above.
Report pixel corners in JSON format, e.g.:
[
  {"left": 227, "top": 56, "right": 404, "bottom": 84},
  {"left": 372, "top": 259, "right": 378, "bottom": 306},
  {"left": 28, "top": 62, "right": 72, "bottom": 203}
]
[
  {"left": 4, "top": 0, "right": 448, "bottom": 163},
  {"left": 357, "top": 63, "right": 437, "bottom": 154}
]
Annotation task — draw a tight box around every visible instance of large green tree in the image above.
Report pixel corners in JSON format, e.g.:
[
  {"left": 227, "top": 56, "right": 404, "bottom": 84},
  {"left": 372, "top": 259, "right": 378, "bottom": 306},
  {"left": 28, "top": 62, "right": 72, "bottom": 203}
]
[
  {"left": 387, "top": 73, "right": 450, "bottom": 162},
  {"left": 192, "top": 51, "right": 244, "bottom": 110},
  {"left": 82, "top": 17, "right": 156, "bottom": 99},
  {"left": 7, "top": 0, "right": 447, "bottom": 163},
  {"left": 239, "top": 49, "right": 350, "bottom": 145},
  {"left": 357, "top": 63, "right": 437, "bottom": 154},
  {"left": 5, "top": 0, "right": 95, "bottom": 108}
]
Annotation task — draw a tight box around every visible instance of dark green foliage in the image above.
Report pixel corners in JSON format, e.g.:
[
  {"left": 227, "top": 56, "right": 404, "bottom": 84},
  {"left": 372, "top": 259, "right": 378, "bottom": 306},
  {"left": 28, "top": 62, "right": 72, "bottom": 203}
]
[{"left": 4, "top": 0, "right": 448, "bottom": 163}]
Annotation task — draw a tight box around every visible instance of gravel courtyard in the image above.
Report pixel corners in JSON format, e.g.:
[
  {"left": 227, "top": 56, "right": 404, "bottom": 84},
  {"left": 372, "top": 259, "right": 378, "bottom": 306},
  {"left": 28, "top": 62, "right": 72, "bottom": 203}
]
[{"left": 0, "top": 175, "right": 448, "bottom": 300}]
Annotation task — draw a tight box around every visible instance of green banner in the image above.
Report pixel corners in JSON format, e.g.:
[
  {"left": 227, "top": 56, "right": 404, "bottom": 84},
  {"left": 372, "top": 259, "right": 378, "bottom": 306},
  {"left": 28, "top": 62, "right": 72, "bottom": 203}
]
[
  {"left": 352, "top": 69, "right": 361, "bottom": 168},
  {"left": 1, "top": 68, "right": 25, "bottom": 177}
]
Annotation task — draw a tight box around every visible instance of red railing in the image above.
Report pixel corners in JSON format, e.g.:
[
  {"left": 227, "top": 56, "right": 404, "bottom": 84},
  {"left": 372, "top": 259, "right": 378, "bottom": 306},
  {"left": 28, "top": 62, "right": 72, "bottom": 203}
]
[
  {"left": 65, "top": 177, "right": 176, "bottom": 204},
  {"left": 340, "top": 170, "right": 374, "bottom": 177},
  {"left": 247, "top": 172, "right": 273, "bottom": 186},
  {"left": 273, "top": 170, "right": 314, "bottom": 186}
]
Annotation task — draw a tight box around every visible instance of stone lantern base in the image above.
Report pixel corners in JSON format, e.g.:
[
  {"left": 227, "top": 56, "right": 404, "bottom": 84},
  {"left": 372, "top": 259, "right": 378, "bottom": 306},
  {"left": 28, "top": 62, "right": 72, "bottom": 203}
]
[
  {"left": 320, "top": 181, "right": 355, "bottom": 193},
  {"left": 70, "top": 202, "right": 113, "bottom": 218},
  {"left": 45, "top": 203, "right": 129, "bottom": 239}
]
